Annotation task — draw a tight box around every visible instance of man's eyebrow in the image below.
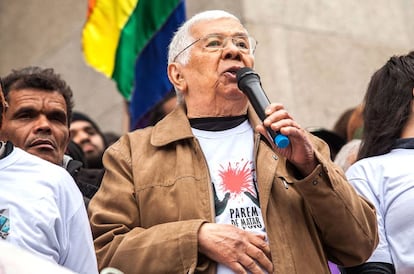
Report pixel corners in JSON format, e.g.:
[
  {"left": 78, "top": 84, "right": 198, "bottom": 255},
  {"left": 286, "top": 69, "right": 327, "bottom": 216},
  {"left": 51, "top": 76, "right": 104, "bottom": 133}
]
[
  {"left": 49, "top": 109, "right": 68, "bottom": 120},
  {"left": 12, "top": 106, "right": 36, "bottom": 116},
  {"left": 233, "top": 32, "right": 249, "bottom": 37}
]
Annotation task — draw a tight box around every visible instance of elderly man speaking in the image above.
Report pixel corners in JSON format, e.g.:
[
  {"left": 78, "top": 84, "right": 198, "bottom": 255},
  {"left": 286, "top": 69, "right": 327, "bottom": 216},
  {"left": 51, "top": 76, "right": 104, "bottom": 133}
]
[{"left": 88, "top": 10, "right": 378, "bottom": 274}]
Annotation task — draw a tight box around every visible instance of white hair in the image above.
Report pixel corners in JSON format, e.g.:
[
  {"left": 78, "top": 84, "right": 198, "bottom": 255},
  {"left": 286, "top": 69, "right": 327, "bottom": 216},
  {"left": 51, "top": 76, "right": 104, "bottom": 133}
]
[
  {"left": 168, "top": 10, "right": 241, "bottom": 65},
  {"left": 168, "top": 10, "right": 242, "bottom": 102}
]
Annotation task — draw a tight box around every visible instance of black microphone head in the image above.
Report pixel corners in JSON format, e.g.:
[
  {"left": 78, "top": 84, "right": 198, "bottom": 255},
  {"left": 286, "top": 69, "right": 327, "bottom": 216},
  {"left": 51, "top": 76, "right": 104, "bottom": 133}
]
[{"left": 236, "top": 67, "right": 260, "bottom": 92}]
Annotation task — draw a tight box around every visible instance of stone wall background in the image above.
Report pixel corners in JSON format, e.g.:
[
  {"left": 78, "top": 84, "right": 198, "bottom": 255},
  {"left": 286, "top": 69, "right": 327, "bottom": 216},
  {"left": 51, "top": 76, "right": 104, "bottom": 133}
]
[{"left": 1, "top": 0, "right": 413, "bottom": 135}]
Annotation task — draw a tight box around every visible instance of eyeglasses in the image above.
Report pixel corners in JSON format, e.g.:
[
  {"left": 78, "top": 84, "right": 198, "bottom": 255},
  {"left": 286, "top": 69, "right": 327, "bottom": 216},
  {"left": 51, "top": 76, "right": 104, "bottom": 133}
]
[{"left": 173, "top": 33, "right": 257, "bottom": 62}]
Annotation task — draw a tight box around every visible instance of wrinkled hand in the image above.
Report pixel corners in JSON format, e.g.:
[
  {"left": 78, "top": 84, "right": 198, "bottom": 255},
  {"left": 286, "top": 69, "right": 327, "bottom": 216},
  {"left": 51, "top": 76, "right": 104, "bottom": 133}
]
[
  {"left": 198, "top": 223, "right": 273, "bottom": 274},
  {"left": 256, "top": 103, "right": 317, "bottom": 176}
]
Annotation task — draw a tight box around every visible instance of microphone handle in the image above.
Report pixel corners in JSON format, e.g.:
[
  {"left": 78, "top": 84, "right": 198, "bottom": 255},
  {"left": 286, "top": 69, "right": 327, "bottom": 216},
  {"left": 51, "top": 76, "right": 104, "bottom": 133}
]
[{"left": 243, "top": 79, "right": 290, "bottom": 148}]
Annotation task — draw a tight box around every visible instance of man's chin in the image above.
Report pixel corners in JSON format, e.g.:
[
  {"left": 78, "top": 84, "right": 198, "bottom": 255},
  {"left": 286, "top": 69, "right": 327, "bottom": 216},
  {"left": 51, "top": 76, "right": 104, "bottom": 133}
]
[{"left": 27, "top": 148, "right": 60, "bottom": 165}]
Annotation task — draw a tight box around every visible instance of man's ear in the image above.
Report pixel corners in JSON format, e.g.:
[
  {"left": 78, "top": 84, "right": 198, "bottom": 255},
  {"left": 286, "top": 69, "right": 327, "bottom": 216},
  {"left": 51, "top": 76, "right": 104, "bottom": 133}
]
[{"left": 168, "top": 63, "right": 187, "bottom": 93}]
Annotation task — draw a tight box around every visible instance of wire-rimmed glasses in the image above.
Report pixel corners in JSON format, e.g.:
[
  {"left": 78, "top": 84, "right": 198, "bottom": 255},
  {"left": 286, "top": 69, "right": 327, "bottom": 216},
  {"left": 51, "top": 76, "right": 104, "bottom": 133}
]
[{"left": 173, "top": 33, "right": 257, "bottom": 62}]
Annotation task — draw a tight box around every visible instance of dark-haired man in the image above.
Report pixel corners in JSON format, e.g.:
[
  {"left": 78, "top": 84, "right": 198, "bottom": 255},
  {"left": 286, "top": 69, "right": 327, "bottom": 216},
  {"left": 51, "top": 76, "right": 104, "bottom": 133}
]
[
  {"left": 0, "top": 78, "right": 98, "bottom": 273},
  {"left": 0, "top": 66, "right": 103, "bottom": 206}
]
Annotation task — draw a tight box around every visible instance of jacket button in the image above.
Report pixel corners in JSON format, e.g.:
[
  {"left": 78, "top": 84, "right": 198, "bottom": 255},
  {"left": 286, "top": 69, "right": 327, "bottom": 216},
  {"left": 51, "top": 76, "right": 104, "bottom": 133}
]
[
  {"left": 272, "top": 154, "right": 278, "bottom": 160},
  {"left": 312, "top": 181, "right": 318, "bottom": 185}
]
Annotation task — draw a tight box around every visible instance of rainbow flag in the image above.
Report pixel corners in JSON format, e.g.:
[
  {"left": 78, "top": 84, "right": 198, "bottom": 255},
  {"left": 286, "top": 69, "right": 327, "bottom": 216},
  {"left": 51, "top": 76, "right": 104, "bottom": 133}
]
[{"left": 82, "top": 0, "right": 186, "bottom": 130}]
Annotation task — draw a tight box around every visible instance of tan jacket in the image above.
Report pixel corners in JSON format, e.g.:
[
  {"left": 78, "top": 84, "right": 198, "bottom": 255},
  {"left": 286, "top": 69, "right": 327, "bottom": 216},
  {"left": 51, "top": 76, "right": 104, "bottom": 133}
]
[{"left": 89, "top": 105, "right": 378, "bottom": 274}]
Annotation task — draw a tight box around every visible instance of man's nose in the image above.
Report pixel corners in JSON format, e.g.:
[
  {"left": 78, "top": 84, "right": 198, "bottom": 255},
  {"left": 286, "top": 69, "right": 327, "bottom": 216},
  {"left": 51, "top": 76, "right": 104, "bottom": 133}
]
[
  {"left": 222, "top": 39, "right": 242, "bottom": 60},
  {"left": 73, "top": 130, "right": 91, "bottom": 144},
  {"left": 34, "top": 116, "right": 52, "bottom": 133}
]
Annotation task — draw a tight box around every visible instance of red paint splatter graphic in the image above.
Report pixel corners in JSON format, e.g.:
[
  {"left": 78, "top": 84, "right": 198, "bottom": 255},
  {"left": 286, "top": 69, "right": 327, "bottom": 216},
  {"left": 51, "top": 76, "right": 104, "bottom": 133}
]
[{"left": 218, "top": 160, "right": 255, "bottom": 198}]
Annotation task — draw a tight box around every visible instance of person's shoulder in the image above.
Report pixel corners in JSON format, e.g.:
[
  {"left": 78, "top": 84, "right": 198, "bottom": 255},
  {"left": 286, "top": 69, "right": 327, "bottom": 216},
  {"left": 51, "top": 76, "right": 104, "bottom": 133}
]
[
  {"left": 126, "top": 126, "right": 154, "bottom": 139},
  {"left": 12, "top": 148, "right": 76, "bottom": 186},
  {"left": 108, "top": 127, "right": 154, "bottom": 151},
  {"left": 13, "top": 148, "right": 62, "bottom": 169},
  {"left": 4, "top": 148, "right": 84, "bottom": 214},
  {"left": 346, "top": 154, "right": 387, "bottom": 182}
]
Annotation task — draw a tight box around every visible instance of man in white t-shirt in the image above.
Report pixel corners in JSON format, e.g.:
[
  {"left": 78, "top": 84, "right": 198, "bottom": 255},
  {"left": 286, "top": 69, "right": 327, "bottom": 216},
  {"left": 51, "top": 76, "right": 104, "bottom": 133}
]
[{"left": 0, "top": 78, "right": 98, "bottom": 273}]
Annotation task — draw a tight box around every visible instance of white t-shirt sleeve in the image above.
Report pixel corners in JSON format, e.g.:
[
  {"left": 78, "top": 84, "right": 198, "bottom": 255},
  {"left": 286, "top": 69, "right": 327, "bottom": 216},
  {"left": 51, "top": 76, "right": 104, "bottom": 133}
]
[
  {"left": 55, "top": 168, "right": 98, "bottom": 274},
  {"left": 346, "top": 162, "right": 392, "bottom": 264}
]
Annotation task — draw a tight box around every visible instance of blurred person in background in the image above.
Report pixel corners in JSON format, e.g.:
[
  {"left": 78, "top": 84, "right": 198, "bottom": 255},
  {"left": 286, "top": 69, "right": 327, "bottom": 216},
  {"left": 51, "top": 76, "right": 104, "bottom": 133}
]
[
  {"left": 70, "top": 111, "right": 108, "bottom": 169},
  {"left": 332, "top": 107, "right": 355, "bottom": 143},
  {"left": 334, "top": 105, "right": 364, "bottom": 172}
]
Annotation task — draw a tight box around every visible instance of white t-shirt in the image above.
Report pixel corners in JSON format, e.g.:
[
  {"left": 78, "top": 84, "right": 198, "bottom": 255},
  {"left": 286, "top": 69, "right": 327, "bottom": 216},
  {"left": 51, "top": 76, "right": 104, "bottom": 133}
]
[
  {"left": 0, "top": 147, "right": 98, "bottom": 274},
  {"left": 346, "top": 148, "right": 414, "bottom": 273},
  {"left": 192, "top": 120, "right": 267, "bottom": 274}
]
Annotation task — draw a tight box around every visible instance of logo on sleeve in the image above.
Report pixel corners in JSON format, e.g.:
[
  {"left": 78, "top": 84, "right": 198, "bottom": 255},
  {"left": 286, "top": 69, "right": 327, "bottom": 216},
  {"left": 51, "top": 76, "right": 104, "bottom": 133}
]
[{"left": 0, "top": 209, "right": 10, "bottom": 239}]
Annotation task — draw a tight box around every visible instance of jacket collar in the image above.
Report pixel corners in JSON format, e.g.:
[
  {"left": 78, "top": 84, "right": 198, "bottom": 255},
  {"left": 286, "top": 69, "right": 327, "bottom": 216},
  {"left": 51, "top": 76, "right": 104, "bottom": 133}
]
[
  {"left": 150, "top": 103, "right": 262, "bottom": 147},
  {"left": 150, "top": 104, "right": 194, "bottom": 147}
]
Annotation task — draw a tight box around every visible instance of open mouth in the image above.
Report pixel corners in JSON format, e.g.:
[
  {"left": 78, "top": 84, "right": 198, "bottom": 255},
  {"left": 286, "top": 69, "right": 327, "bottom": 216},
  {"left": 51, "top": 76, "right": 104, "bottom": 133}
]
[
  {"left": 223, "top": 66, "right": 242, "bottom": 80},
  {"left": 226, "top": 69, "right": 238, "bottom": 75}
]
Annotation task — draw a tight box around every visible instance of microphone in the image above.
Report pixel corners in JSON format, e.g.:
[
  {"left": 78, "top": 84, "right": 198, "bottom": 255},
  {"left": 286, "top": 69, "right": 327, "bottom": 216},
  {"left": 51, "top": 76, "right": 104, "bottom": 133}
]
[{"left": 237, "top": 67, "right": 290, "bottom": 148}]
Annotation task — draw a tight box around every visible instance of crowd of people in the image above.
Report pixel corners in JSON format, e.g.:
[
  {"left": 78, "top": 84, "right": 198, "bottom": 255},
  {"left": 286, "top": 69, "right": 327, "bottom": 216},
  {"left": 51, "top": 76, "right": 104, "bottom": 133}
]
[{"left": 1, "top": 9, "right": 413, "bottom": 274}]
